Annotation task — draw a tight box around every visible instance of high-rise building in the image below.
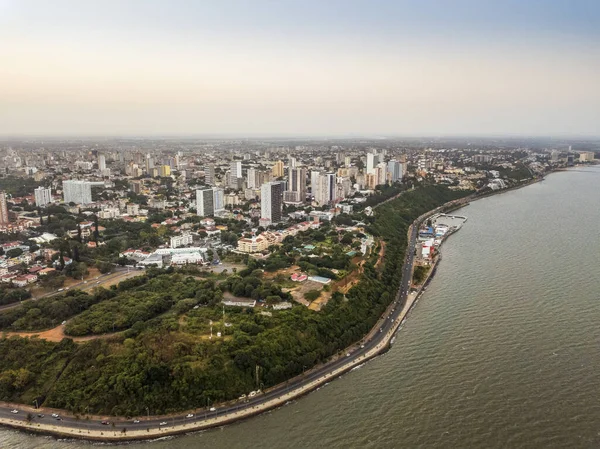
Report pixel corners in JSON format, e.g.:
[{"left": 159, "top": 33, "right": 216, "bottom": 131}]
[
  {"left": 34, "top": 186, "right": 52, "bottom": 207},
  {"left": 272, "top": 160, "right": 284, "bottom": 178},
  {"left": 0, "top": 191, "right": 9, "bottom": 224},
  {"left": 247, "top": 168, "right": 257, "bottom": 189},
  {"left": 196, "top": 188, "right": 215, "bottom": 217},
  {"left": 204, "top": 164, "right": 215, "bottom": 186},
  {"left": 376, "top": 163, "right": 387, "bottom": 186},
  {"left": 344, "top": 156, "right": 351, "bottom": 167},
  {"left": 229, "top": 161, "right": 242, "bottom": 188},
  {"left": 159, "top": 165, "right": 171, "bottom": 177},
  {"left": 579, "top": 151, "right": 595, "bottom": 162},
  {"left": 212, "top": 187, "right": 225, "bottom": 212},
  {"left": 98, "top": 154, "right": 106, "bottom": 171},
  {"left": 260, "top": 181, "right": 284, "bottom": 224},
  {"left": 315, "top": 173, "right": 336, "bottom": 206},
  {"left": 366, "top": 153, "right": 375, "bottom": 174},
  {"left": 288, "top": 157, "right": 297, "bottom": 169},
  {"left": 387, "top": 160, "right": 403, "bottom": 183},
  {"left": 310, "top": 170, "right": 322, "bottom": 194},
  {"left": 146, "top": 154, "right": 155, "bottom": 172},
  {"left": 287, "top": 167, "right": 307, "bottom": 203},
  {"left": 63, "top": 180, "right": 93, "bottom": 205}
]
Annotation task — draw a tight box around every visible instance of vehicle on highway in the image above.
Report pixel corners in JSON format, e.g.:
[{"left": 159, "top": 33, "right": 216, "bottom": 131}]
[
  {"left": 101, "top": 420, "right": 110, "bottom": 425},
  {"left": 346, "top": 352, "right": 351, "bottom": 357},
  {"left": 10, "top": 409, "right": 18, "bottom": 414},
  {"left": 55, "top": 417, "right": 62, "bottom": 421},
  {"left": 360, "top": 344, "right": 365, "bottom": 349},
  {"left": 249, "top": 391, "right": 257, "bottom": 397},
  {"left": 159, "top": 421, "right": 168, "bottom": 426},
  {"left": 239, "top": 394, "right": 247, "bottom": 400},
  {"left": 37, "top": 414, "right": 44, "bottom": 418},
  {"left": 186, "top": 413, "right": 194, "bottom": 418},
  {"left": 133, "top": 419, "right": 140, "bottom": 424},
  {"left": 58, "top": 288, "right": 64, "bottom": 292},
  {"left": 209, "top": 407, "right": 216, "bottom": 412},
  {"left": 51, "top": 413, "right": 59, "bottom": 418}
]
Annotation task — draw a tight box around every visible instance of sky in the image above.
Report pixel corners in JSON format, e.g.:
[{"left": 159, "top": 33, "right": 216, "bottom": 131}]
[{"left": 0, "top": 0, "right": 599, "bottom": 137}]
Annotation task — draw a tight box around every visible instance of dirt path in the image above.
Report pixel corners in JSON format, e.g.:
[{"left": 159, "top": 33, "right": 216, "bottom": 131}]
[{"left": 3, "top": 324, "right": 121, "bottom": 343}]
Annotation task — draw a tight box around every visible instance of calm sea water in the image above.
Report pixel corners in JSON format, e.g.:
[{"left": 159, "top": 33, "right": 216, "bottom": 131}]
[{"left": 2, "top": 167, "right": 599, "bottom": 449}]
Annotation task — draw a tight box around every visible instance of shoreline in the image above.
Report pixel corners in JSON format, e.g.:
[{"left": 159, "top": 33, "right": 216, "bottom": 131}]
[{"left": 0, "top": 169, "right": 564, "bottom": 442}]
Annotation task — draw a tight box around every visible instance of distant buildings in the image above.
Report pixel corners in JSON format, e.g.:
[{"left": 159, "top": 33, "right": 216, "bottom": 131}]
[
  {"left": 260, "top": 181, "right": 284, "bottom": 225},
  {"left": 0, "top": 192, "right": 9, "bottom": 224},
  {"left": 34, "top": 186, "right": 52, "bottom": 207},
  {"left": 63, "top": 180, "right": 92, "bottom": 205}
]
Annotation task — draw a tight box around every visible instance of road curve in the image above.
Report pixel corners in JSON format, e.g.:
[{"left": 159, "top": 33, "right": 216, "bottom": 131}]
[{"left": 0, "top": 202, "right": 456, "bottom": 441}]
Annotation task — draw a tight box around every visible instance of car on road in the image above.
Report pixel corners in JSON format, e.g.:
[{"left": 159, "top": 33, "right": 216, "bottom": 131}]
[
  {"left": 10, "top": 409, "right": 18, "bottom": 414},
  {"left": 133, "top": 419, "right": 140, "bottom": 424},
  {"left": 51, "top": 413, "right": 59, "bottom": 418},
  {"left": 58, "top": 288, "right": 64, "bottom": 292},
  {"left": 209, "top": 407, "right": 216, "bottom": 412},
  {"left": 101, "top": 420, "right": 110, "bottom": 425},
  {"left": 186, "top": 413, "right": 194, "bottom": 418},
  {"left": 346, "top": 352, "right": 351, "bottom": 357},
  {"left": 37, "top": 414, "right": 44, "bottom": 418},
  {"left": 61, "top": 320, "right": 66, "bottom": 325},
  {"left": 360, "top": 344, "right": 365, "bottom": 349},
  {"left": 55, "top": 417, "right": 62, "bottom": 421},
  {"left": 159, "top": 421, "right": 168, "bottom": 426},
  {"left": 239, "top": 394, "right": 247, "bottom": 400}
]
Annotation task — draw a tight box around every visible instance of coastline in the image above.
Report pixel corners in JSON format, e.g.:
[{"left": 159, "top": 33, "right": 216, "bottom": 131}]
[{"left": 0, "top": 170, "right": 563, "bottom": 442}]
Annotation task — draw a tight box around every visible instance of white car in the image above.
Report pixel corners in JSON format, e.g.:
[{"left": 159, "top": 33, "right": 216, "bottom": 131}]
[
  {"left": 186, "top": 413, "right": 194, "bottom": 418},
  {"left": 51, "top": 413, "right": 59, "bottom": 418},
  {"left": 209, "top": 407, "right": 216, "bottom": 412},
  {"left": 10, "top": 409, "right": 18, "bottom": 414},
  {"left": 133, "top": 419, "right": 140, "bottom": 424},
  {"left": 159, "top": 421, "right": 167, "bottom": 426}
]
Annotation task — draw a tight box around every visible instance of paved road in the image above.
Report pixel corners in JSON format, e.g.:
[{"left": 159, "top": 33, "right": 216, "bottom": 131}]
[
  {"left": 0, "top": 267, "right": 141, "bottom": 312},
  {"left": 0, "top": 215, "right": 426, "bottom": 438}
]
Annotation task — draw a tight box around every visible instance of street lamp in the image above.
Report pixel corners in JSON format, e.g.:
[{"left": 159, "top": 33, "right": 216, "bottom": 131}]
[{"left": 145, "top": 407, "right": 149, "bottom": 421}]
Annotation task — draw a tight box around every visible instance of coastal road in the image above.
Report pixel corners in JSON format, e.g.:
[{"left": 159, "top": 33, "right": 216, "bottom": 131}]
[{"left": 0, "top": 219, "right": 424, "bottom": 439}]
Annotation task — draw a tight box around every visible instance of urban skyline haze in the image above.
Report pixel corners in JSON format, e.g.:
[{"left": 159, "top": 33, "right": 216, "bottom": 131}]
[{"left": 1, "top": 0, "right": 599, "bottom": 137}]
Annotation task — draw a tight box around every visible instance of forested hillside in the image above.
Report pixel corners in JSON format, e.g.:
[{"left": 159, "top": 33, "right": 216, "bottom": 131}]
[{"left": 0, "top": 186, "right": 469, "bottom": 415}]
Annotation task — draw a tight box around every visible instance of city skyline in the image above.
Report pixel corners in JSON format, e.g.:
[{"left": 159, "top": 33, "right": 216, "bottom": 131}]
[{"left": 1, "top": 0, "right": 599, "bottom": 137}]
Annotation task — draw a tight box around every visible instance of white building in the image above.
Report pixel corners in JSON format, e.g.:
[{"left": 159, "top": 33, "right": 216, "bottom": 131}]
[
  {"left": 34, "top": 186, "right": 52, "bottom": 207},
  {"left": 286, "top": 167, "right": 306, "bottom": 203},
  {"left": 314, "top": 173, "right": 336, "bottom": 206},
  {"left": 63, "top": 180, "right": 93, "bottom": 205},
  {"left": 366, "top": 153, "right": 376, "bottom": 174},
  {"left": 229, "top": 161, "right": 242, "bottom": 188},
  {"left": 98, "top": 154, "right": 106, "bottom": 171},
  {"left": 170, "top": 233, "right": 193, "bottom": 248}
]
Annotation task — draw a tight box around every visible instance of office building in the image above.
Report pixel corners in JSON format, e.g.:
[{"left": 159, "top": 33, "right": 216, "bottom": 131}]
[
  {"left": 261, "top": 181, "right": 284, "bottom": 225},
  {"left": 196, "top": 188, "right": 215, "bottom": 217},
  {"left": 34, "top": 186, "right": 52, "bottom": 207},
  {"left": 63, "top": 180, "right": 92, "bottom": 205},
  {"left": 0, "top": 191, "right": 9, "bottom": 224}
]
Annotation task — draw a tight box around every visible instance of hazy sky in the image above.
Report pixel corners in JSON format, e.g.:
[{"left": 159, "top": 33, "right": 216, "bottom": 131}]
[{"left": 1, "top": 0, "right": 599, "bottom": 137}]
